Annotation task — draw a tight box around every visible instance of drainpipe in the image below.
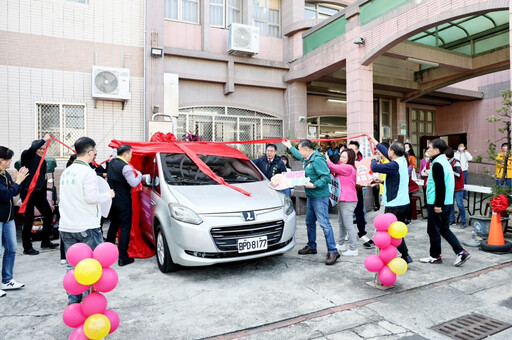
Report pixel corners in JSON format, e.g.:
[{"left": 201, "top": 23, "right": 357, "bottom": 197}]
[{"left": 143, "top": 0, "right": 147, "bottom": 141}]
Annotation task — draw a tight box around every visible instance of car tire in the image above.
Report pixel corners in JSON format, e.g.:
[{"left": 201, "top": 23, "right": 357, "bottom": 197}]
[
  {"left": 156, "top": 227, "right": 179, "bottom": 273},
  {"left": 480, "top": 240, "right": 512, "bottom": 253}
]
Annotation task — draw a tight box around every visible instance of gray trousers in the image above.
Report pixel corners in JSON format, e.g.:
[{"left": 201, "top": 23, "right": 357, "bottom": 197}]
[{"left": 337, "top": 201, "right": 358, "bottom": 251}]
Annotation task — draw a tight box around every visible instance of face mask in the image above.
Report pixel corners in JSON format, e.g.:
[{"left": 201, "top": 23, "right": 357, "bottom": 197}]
[
  {"left": 458, "top": 147, "right": 464, "bottom": 152},
  {"left": 405, "top": 148, "right": 410, "bottom": 152}
]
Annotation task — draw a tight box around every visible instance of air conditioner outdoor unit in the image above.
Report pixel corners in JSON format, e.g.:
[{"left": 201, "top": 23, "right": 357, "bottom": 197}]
[
  {"left": 92, "top": 66, "right": 131, "bottom": 101},
  {"left": 228, "top": 23, "right": 259, "bottom": 56}
]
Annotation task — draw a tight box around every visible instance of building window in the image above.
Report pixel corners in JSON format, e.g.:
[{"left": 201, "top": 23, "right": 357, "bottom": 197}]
[
  {"left": 36, "top": 103, "right": 86, "bottom": 157},
  {"left": 178, "top": 106, "right": 283, "bottom": 158},
  {"left": 305, "top": 3, "right": 340, "bottom": 20},
  {"left": 210, "top": 0, "right": 242, "bottom": 28},
  {"left": 165, "top": 0, "right": 199, "bottom": 24},
  {"left": 410, "top": 108, "right": 435, "bottom": 160},
  {"left": 253, "top": 0, "right": 281, "bottom": 37}
]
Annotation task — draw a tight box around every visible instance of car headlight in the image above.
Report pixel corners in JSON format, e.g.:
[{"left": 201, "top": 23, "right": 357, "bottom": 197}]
[
  {"left": 284, "top": 195, "right": 294, "bottom": 215},
  {"left": 169, "top": 204, "right": 203, "bottom": 225}
]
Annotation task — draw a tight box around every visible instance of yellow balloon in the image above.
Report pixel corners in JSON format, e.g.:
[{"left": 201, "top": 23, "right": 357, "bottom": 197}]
[
  {"left": 388, "top": 221, "right": 408, "bottom": 239},
  {"left": 74, "top": 258, "right": 103, "bottom": 285},
  {"left": 84, "top": 314, "right": 111, "bottom": 340},
  {"left": 388, "top": 257, "right": 408, "bottom": 275}
]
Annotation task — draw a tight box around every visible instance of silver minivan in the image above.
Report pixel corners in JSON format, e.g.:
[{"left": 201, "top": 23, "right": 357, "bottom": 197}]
[{"left": 137, "top": 145, "right": 296, "bottom": 273}]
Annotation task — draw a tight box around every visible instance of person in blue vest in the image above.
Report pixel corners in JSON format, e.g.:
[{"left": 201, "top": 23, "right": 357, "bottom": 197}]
[
  {"left": 420, "top": 139, "right": 470, "bottom": 266},
  {"left": 369, "top": 137, "right": 413, "bottom": 264},
  {"left": 282, "top": 139, "right": 340, "bottom": 265}
]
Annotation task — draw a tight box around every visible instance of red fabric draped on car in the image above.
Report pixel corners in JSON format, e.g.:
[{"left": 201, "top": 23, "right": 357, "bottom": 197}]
[{"left": 108, "top": 139, "right": 253, "bottom": 259}]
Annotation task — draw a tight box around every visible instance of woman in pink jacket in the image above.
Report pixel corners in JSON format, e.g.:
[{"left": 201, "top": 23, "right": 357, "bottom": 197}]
[{"left": 326, "top": 149, "right": 359, "bottom": 256}]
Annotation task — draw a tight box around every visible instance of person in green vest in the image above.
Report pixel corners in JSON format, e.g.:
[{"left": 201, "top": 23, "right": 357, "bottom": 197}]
[
  {"left": 420, "top": 139, "right": 470, "bottom": 266},
  {"left": 282, "top": 139, "right": 340, "bottom": 265}
]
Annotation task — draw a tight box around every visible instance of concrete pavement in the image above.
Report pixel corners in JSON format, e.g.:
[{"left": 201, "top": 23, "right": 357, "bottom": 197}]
[{"left": 1, "top": 208, "right": 512, "bottom": 339}]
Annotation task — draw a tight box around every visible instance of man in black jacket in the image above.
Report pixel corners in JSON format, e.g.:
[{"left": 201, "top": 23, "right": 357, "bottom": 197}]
[
  {"left": 20, "top": 134, "right": 58, "bottom": 255},
  {"left": 106, "top": 144, "right": 142, "bottom": 266},
  {"left": 252, "top": 144, "right": 287, "bottom": 180}
]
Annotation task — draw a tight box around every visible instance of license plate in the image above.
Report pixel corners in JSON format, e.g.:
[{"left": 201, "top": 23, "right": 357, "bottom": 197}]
[{"left": 237, "top": 236, "right": 268, "bottom": 253}]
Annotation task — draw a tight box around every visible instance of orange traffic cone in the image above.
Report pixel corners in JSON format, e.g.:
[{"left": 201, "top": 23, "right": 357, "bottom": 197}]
[{"left": 487, "top": 212, "right": 505, "bottom": 246}]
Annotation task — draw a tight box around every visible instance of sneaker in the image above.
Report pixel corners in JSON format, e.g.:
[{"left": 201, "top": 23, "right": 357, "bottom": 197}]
[
  {"left": 363, "top": 240, "right": 375, "bottom": 249},
  {"left": 454, "top": 250, "right": 471, "bottom": 267},
  {"left": 460, "top": 224, "right": 467, "bottom": 229},
  {"left": 60, "top": 259, "right": 67, "bottom": 265},
  {"left": 0, "top": 289, "right": 5, "bottom": 297},
  {"left": 298, "top": 246, "right": 317, "bottom": 255},
  {"left": 342, "top": 249, "right": 359, "bottom": 257},
  {"left": 419, "top": 256, "right": 443, "bottom": 264},
  {"left": 449, "top": 221, "right": 456, "bottom": 226},
  {"left": 360, "top": 235, "right": 370, "bottom": 243},
  {"left": 337, "top": 244, "right": 347, "bottom": 252},
  {"left": 41, "top": 241, "right": 59, "bottom": 249},
  {"left": 23, "top": 248, "right": 39, "bottom": 255},
  {"left": 1, "top": 279, "right": 25, "bottom": 290}
]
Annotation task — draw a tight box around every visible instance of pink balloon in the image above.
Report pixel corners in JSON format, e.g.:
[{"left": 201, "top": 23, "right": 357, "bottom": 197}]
[
  {"left": 63, "top": 270, "right": 89, "bottom": 295},
  {"left": 67, "top": 243, "right": 93, "bottom": 267},
  {"left": 364, "top": 255, "right": 385, "bottom": 272},
  {"left": 93, "top": 242, "right": 119, "bottom": 268},
  {"left": 390, "top": 237, "right": 403, "bottom": 247},
  {"left": 384, "top": 213, "right": 398, "bottom": 225},
  {"left": 81, "top": 293, "right": 107, "bottom": 317},
  {"left": 373, "top": 231, "right": 391, "bottom": 249},
  {"left": 93, "top": 267, "right": 119, "bottom": 293},
  {"left": 379, "top": 245, "right": 397, "bottom": 264},
  {"left": 378, "top": 265, "right": 397, "bottom": 286},
  {"left": 63, "top": 303, "right": 86, "bottom": 328},
  {"left": 68, "top": 325, "right": 89, "bottom": 340},
  {"left": 373, "top": 214, "right": 391, "bottom": 231},
  {"left": 104, "top": 310, "right": 120, "bottom": 334}
]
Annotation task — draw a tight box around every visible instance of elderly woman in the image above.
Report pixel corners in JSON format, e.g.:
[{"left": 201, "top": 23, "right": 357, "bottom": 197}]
[
  {"left": 0, "top": 146, "right": 29, "bottom": 297},
  {"left": 326, "top": 149, "right": 359, "bottom": 256}
]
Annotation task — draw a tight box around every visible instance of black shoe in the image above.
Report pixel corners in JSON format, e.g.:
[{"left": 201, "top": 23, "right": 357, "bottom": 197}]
[
  {"left": 374, "top": 207, "right": 380, "bottom": 211},
  {"left": 23, "top": 248, "right": 40, "bottom": 255},
  {"left": 298, "top": 246, "right": 317, "bottom": 255},
  {"left": 363, "top": 240, "right": 375, "bottom": 249},
  {"left": 118, "top": 257, "right": 135, "bottom": 266},
  {"left": 325, "top": 252, "right": 340, "bottom": 265},
  {"left": 41, "top": 241, "right": 59, "bottom": 249},
  {"left": 402, "top": 255, "right": 413, "bottom": 264},
  {"left": 404, "top": 220, "right": 411, "bottom": 225}
]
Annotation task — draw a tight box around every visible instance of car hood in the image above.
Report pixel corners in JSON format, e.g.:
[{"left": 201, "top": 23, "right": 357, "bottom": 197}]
[{"left": 166, "top": 181, "right": 283, "bottom": 214}]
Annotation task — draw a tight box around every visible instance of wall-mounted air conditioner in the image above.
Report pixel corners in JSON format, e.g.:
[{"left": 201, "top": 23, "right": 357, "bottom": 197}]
[
  {"left": 92, "top": 66, "right": 131, "bottom": 101},
  {"left": 228, "top": 23, "right": 259, "bottom": 56}
]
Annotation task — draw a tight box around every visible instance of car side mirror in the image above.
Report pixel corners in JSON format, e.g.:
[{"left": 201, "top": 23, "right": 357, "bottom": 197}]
[{"left": 142, "top": 174, "right": 152, "bottom": 186}]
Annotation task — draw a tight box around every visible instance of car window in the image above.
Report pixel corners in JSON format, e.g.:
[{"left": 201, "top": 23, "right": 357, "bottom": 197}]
[{"left": 160, "top": 153, "right": 263, "bottom": 185}]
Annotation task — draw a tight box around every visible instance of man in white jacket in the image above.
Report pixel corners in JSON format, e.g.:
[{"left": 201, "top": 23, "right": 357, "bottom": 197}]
[{"left": 59, "top": 137, "right": 114, "bottom": 304}]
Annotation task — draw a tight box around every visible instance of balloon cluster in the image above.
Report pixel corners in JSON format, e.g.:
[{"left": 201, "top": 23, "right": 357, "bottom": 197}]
[
  {"left": 364, "top": 213, "right": 409, "bottom": 286},
  {"left": 62, "top": 243, "right": 120, "bottom": 340},
  {"left": 150, "top": 131, "right": 177, "bottom": 143},
  {"left": 491, "top": 194, "right": 509, "bottom": 213}
]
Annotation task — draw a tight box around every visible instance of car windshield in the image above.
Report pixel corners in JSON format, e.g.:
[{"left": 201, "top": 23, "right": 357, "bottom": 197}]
[{"left": 161, "top": 153, "right": 264, "bottom": 185}]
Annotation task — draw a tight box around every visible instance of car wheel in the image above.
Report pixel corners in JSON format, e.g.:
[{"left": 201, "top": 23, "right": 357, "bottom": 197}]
[{"left": 156, "top": 227, "right": 179, "bottom": 273}]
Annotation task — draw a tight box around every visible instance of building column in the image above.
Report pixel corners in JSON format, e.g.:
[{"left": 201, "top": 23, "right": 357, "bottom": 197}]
[
  {"left": 395, "top": 99, "right": 407, "bottom": 142},
  {"left": 345, "top": 12, "right": 373, "bottom": 140},
  {"left": 285, "top": 82, "right": 308, "bottom": 139}
]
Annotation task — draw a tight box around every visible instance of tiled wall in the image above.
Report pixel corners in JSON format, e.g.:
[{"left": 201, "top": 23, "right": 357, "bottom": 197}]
[{"left": 0, "top": 0, "right": 144, "bottom": 166}]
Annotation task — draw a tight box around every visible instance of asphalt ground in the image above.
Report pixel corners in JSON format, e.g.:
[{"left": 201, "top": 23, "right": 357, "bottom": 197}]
[{"left": 1, "top": 208, "right": 512, "bottom": 340}]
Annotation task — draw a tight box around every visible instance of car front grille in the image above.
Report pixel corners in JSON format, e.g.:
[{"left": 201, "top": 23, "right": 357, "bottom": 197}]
[{"left": 210, "top": 220, "right": 284, "bottom": 252}]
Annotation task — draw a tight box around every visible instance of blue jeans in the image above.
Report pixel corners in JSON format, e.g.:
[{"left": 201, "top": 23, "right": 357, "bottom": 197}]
[
  {"left": 1, "top": 220, "right": 17, "bottom": 284},
  {"left": 463, "top": 170, "right": 468, "bottom": 198},
  {"left": 60, "top": 228, "right": 104, "bottom": 303},
  {"left": 281, "top": 188, "right": 292, "bottom": 198},
  {"left": 496, "top": 179, "right": 512, "bottom": 188},
  {"left": 305, "top": 197, "right": 337, "bottom": 253},
  {"left": 450, "top": 191, "right": 466, "bottom": 225}
]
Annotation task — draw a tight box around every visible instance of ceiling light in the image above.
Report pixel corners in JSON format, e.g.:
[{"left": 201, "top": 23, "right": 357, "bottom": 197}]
[
  {"left": 327, "top": 99, "right": 347, "bottom": 103},
  {"left": 406, "top": 57, "right": 439, "bottom": 67}
]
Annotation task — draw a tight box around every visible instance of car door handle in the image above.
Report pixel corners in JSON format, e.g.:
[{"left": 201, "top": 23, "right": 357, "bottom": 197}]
[{"left": 151, "top": 199, "right": 156, "bottom": 206}]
